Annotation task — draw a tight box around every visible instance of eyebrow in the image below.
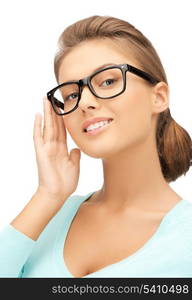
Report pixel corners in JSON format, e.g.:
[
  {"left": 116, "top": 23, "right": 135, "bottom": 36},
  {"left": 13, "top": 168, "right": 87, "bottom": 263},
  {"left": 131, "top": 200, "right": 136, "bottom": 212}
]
[
  {"left": 61, "top": 63, "right": 116, "bottom": 83},
  {"left": 92, "top": 62, "right": 116, "bottom": 73}
]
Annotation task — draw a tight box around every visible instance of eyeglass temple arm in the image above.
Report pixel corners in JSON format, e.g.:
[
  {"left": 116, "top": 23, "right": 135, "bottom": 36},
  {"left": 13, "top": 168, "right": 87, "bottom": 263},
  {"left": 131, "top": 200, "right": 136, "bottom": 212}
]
[
  {"left": 48, "top": 96, "right": 64, "bottom": 110},
  {"left": 127, "top": 65, "right": 159, "bottom": 84}
]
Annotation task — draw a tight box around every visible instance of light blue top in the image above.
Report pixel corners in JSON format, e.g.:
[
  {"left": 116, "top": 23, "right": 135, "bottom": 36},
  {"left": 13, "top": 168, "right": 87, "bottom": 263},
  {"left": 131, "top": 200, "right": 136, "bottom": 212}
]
[{"left": 0, "top": 191, "right": 192, "bottom": 278}]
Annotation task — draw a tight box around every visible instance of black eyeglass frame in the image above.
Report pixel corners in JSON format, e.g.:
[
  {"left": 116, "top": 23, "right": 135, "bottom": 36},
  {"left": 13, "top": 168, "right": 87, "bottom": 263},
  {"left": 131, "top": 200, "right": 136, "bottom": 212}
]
[{"left": 47, "top": 63, "right": 160, "bottom": 116}]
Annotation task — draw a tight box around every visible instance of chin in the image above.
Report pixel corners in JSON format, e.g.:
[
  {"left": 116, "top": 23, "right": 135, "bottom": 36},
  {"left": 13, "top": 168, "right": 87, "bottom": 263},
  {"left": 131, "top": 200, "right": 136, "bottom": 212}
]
[
  {"left": 81, "top": 149, "right": 107, "bottom": 159},
  {"left": 80, "top": 145, "right": 120, "bottom": 159}
]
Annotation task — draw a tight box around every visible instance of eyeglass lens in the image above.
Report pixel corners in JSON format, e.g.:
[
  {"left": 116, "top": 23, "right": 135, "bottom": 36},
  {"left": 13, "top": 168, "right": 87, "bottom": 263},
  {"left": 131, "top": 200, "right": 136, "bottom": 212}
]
[{"left": 52, "top": 67, "right": 123, "bottom": 115}]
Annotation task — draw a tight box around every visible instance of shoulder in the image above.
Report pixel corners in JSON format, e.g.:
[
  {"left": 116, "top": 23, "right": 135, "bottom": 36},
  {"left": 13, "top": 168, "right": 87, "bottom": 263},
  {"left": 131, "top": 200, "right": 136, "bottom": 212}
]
[
  {"left": 163, "top": 198, "right": 192, "bottom": 235},
  {"left": 179, "top": 198, "right": 192, "bottom": 219},
  {"left": 55, "top": 191, "right": 95, "bottom": 220},
  {"left": 176, "top": 198, "right": 192, "bottom": 249},
  {"left": 171, "top": 198, "right": 192, "bottom": 237},
  {"left": 173, "top": 198, "right": 192, "bottom": 223},
  {"left": 32, "top": 192, "right": 93, "bottom": 243}
]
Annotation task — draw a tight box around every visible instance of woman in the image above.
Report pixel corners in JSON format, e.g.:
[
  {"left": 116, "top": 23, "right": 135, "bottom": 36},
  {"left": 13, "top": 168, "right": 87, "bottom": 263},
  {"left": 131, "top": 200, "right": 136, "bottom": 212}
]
[{"left": 0, "top": 15, "right": 192, "bottom": 278}]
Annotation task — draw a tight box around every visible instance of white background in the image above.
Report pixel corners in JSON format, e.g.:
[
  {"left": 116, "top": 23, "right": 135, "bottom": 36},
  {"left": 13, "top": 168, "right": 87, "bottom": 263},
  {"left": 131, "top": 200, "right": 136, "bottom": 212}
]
[{"left": 0, "top": 0, "right": 191, "bottom": 230}]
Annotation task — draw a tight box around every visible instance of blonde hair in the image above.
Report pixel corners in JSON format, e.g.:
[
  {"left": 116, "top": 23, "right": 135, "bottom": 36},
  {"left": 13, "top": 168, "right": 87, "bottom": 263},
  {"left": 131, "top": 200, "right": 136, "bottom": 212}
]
[{"left": 53, "top": 15, "right": 192, "bottom": 183}]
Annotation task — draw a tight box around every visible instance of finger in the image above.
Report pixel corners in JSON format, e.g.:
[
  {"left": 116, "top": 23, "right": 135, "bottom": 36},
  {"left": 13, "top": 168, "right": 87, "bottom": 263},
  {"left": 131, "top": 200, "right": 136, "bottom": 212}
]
[
  {"left": 56, "top": 113, "right": 67, "bottom": 143},
  {"left": 48, "top": 98, "right": 68, "bottom": 146},
  {"left": 33, "top": 113, "right": 43, "bottom": 149},
  {"left": 43, "top": 96, "right": 69, "bottom": 156},
  {"left": 43, "top": 97, "right": 54, "bottom": 142},
  {"left": 48, "top": 97, "right": 59, "bottom": 139},
  {"left": 56, "top": 114, "right": 69, "bottom": 156}
]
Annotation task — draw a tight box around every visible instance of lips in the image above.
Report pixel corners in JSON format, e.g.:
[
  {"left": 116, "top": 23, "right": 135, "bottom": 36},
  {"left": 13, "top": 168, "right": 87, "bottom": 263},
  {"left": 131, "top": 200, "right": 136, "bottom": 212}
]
[{"left": 82, "top": 117, "right": 114, "bottom": 132}]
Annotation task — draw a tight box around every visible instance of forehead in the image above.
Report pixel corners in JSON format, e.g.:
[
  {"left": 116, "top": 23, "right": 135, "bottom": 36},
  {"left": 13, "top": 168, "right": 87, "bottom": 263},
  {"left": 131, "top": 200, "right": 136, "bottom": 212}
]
[{"left": 58, "top": 38, "right": 138, "bottom": 83}]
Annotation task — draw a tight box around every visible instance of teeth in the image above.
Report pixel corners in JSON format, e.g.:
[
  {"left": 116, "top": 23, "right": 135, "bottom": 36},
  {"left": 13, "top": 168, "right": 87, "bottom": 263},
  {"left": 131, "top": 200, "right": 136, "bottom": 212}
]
[{"left": 85, "top": 120, "right": 112, "bottom": 132}]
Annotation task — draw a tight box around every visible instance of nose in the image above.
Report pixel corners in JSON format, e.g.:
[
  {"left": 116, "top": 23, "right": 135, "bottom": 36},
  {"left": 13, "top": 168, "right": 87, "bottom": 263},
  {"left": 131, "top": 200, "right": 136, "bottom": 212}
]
[{"left": 78, "top": 85, "right": 100, "bottom": 111}]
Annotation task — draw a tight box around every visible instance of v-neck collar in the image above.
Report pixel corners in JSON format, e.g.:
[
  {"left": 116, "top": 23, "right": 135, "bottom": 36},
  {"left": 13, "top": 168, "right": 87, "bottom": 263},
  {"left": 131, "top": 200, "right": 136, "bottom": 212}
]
[{"left": 53, "top": 192, "right": 188, "bottom": 278}]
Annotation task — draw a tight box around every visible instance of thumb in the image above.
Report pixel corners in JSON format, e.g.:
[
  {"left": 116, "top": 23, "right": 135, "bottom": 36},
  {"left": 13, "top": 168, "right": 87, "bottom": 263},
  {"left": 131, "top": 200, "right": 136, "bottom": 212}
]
[{"left": 69, "top": 148, "right": 81, "bottom": 165}]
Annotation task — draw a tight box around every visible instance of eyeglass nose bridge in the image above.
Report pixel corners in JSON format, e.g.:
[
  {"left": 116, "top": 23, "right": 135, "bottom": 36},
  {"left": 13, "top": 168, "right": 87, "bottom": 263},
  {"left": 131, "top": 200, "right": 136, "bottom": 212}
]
[{"left": 78, "top": 77, "right": 96, "bottom": 99}]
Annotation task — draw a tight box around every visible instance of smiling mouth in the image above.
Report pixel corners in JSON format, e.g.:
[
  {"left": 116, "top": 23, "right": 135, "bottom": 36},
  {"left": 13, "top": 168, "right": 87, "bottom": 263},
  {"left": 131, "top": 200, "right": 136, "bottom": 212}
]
[
  {"left": 83, "top": 119, "right": 113, "bottom": 135},
  {"left": 83, "top": 119, "right": 113, "bottom": 132}
]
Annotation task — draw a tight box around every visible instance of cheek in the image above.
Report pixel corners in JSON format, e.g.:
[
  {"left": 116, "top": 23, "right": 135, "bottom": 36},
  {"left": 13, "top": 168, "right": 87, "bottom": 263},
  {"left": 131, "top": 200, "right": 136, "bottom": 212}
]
[
  {"left": 65, "top": 123, "right": 76, "bottom": 139},
  {"left": 113, "top": 90, "right": 152, "bottom": 146},
  {"left": 62, "top": 116, "right": 75, "bottom": 137},
  {"left": 64, "top": 117, "right": 84, "bottom": 145}
]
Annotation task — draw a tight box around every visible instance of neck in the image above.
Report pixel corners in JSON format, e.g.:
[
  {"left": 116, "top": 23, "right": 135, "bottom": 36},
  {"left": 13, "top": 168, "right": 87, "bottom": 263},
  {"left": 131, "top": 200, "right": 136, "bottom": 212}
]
[{"left": 98, "top": 135, "right": 181, "bottom": 212}]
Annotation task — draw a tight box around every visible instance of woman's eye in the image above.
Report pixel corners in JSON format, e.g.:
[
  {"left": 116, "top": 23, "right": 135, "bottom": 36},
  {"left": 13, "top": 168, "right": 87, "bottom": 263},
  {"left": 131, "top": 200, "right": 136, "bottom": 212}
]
[
  {"left": 66, "top": 93, "right": 79, "bottom": 101},
  {"left": 101, "top": 78, "right": 115, "bottom": 87}
]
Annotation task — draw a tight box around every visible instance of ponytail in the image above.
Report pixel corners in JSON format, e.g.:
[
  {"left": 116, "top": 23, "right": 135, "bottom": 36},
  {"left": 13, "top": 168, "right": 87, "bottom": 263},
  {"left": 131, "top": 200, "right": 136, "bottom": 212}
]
[{"left": 156, "top": 108, "right": 192, "bottom": 182}]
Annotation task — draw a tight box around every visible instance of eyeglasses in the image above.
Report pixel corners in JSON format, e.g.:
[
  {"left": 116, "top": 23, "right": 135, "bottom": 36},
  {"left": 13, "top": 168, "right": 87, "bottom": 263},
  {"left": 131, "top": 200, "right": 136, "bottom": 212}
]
[{"left": 47, "top": 63, "right": 160, "bottom": 116}]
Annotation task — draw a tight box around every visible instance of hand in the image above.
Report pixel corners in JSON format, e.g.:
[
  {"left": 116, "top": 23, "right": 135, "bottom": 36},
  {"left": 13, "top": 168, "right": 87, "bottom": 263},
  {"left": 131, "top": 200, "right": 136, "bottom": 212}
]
[{"left": 33, "top": 96, "right": 81, "bottom": 203}]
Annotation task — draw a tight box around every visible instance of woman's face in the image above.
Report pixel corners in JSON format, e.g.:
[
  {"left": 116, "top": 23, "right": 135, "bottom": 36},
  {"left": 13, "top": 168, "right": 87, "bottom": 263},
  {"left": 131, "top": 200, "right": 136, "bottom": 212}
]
[{"left": 58, "top": 38, "right": 165, "bottom": 158}]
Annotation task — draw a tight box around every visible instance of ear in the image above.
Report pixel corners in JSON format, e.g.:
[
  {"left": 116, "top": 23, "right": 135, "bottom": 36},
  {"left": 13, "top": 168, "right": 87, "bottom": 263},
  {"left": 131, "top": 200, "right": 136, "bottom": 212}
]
[{"left": 151, "top": 81, "right": 169, "bottom": 114}]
